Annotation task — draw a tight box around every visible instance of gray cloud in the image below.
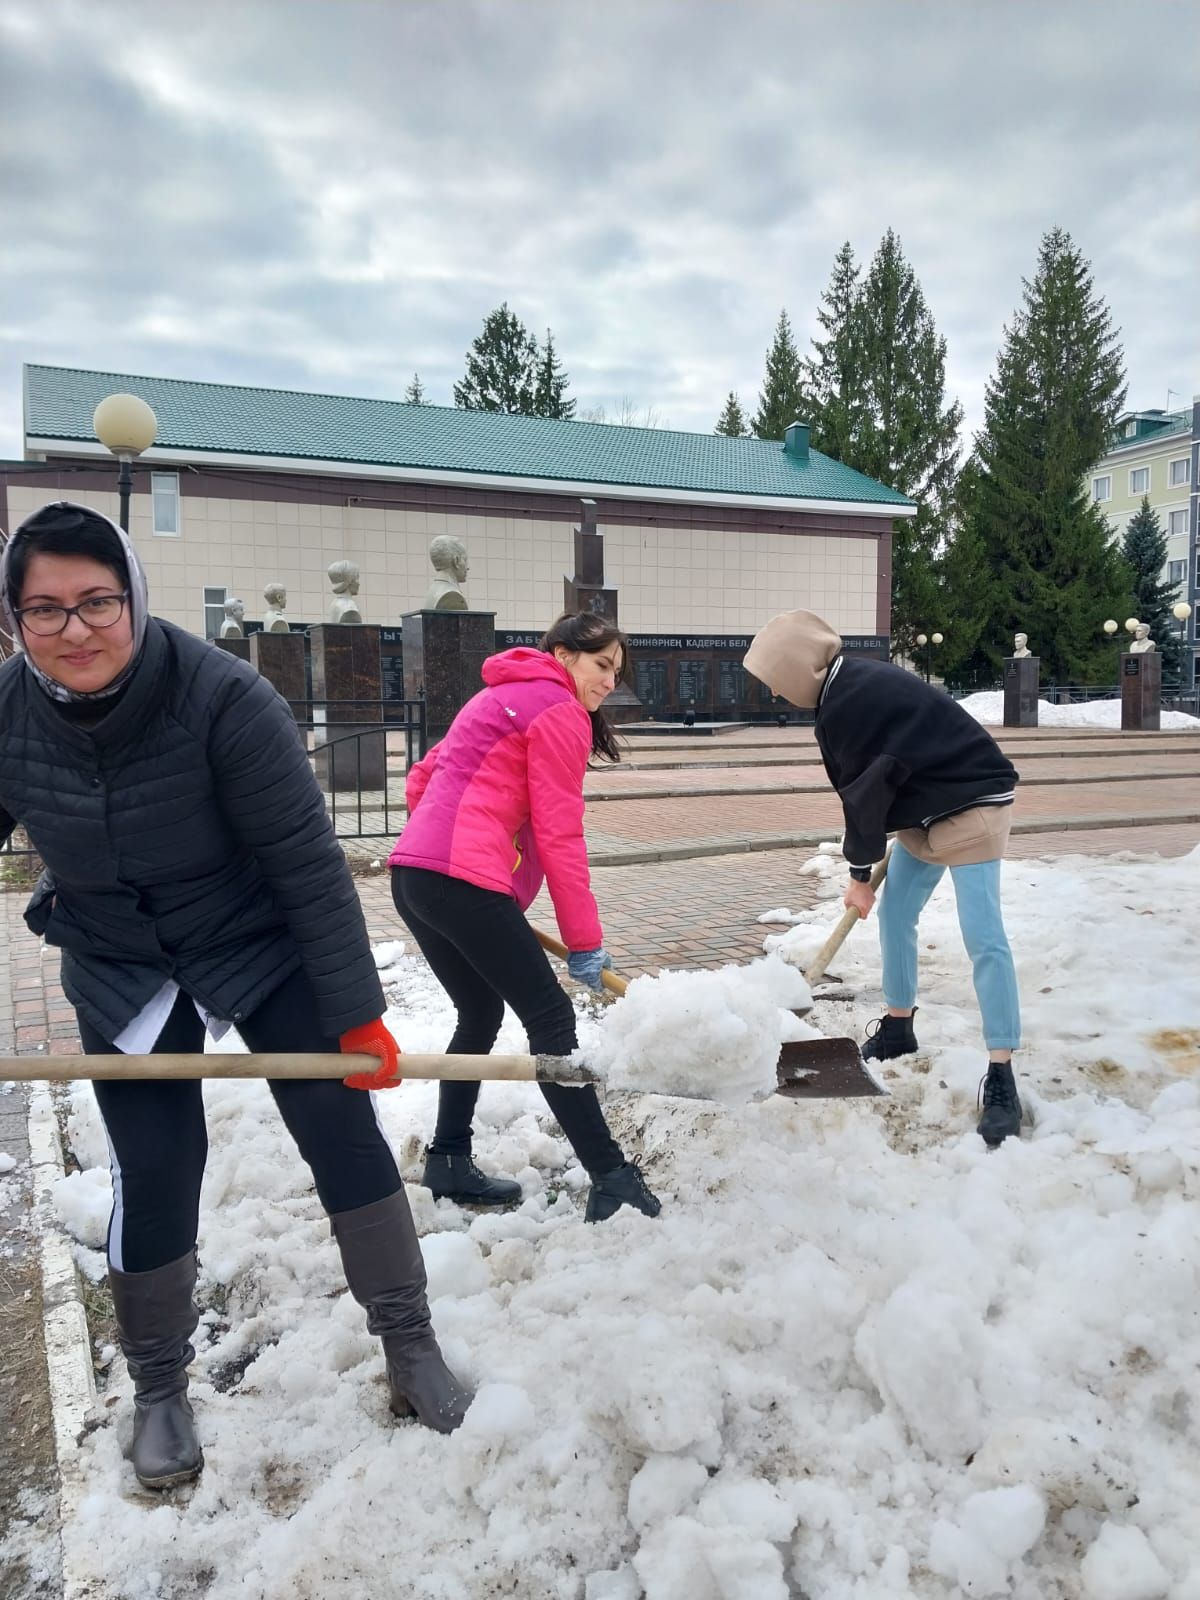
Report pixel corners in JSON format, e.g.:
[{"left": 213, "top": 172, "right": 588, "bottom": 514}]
[{"left": 1, "top": 0, "right": 1196, "bottom": 464}]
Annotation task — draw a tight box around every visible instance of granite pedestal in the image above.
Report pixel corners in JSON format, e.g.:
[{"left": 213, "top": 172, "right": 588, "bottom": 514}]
[
  {"left": 309, "top": 623, "right": 386, "bottom": 791},
  {"left": 214, "top": 637, "right": 250, "bottom": 663},
  {"left": 1120, "top": 651, "right": 1161, "bottom": 732},
  {"left": 1002, "top": 656, "right": 1040, "bottom": 727},
  {"left": 250, "top": 630, "right": 308, "bottom": 722},
  {"left": 403, "top": 609, "right": 496, "bottom": 744}
]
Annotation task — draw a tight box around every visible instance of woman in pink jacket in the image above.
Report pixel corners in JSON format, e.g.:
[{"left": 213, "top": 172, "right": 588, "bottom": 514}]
[{"left": 389, "top": 612, "right": 661, "bottom": 1223}]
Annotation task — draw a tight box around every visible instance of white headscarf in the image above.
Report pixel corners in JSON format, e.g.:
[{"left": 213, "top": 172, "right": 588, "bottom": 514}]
[{"left": 0, "top": 501, "right": 150, "bottom": 703}]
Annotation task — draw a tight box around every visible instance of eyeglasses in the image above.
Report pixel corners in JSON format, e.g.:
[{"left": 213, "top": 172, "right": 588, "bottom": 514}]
[{"left": 15, "top": 593, "right": 130, "bottom": 637}]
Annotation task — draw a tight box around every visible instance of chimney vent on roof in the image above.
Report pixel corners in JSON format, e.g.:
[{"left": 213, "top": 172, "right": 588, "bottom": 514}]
[{"left": 784, "top": 420, "right": 809, "bottom": 461}]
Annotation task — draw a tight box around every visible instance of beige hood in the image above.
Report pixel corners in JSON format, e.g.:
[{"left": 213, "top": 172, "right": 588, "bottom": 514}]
[{"left": 743, "top": 611, "right": 843, "bottom": 709}]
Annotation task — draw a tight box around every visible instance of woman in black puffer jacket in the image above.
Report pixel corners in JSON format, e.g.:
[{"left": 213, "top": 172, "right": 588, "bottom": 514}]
[{"left": 0, "top": 501, "right": 470, "bottom": 1491}]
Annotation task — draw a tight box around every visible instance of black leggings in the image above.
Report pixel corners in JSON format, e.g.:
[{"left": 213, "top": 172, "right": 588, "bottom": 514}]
[
  {"left": 392, "top": 867, "right": 623, "bottom": 1177},
  {"left": 80, "top": 966, "right": 401, "bottom": 1273}
]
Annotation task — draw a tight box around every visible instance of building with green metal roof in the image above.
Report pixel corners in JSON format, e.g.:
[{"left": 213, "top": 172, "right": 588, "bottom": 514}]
[{"left": 5, "top": 364, "right": 915, "bottom": 704}]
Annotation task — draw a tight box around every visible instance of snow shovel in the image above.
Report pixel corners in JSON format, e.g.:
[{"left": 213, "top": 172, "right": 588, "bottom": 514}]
[
  {"left": 803, "top": 847, "right": 892, "bottom": 988},
  {"left": 1, "top": 1045, "right": 882, "bottom": 1099},
  {"left": 530, "top": 928, "right": 884, "bottom": 1100}
]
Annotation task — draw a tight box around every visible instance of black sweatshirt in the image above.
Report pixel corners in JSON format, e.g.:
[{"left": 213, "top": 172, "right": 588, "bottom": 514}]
[{"left": 814, "top": 655, "right": 1018, "bottom": 867}]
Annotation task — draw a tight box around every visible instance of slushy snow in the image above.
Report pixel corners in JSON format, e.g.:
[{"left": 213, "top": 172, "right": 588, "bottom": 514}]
[{"left": 8, "top": 845, "right": 1200, "bottom": 1599}]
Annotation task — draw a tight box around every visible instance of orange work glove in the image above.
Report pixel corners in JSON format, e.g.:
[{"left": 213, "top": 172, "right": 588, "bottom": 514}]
[{"left": 340, "top": 1018, "right": 403, "bottom": 1090}]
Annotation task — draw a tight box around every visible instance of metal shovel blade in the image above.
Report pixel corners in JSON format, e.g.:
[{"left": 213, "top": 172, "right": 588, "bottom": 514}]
[{"left": 775, "top": 1038, "right": 887, "bottom": 1099}]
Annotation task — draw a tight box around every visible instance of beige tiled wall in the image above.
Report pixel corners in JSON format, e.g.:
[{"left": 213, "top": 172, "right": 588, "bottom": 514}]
[{"left": 6, "top": 485, "right": 880, "bottom": 637}]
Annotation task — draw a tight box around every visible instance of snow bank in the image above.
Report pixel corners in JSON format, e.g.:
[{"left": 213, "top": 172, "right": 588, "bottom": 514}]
[
  {"left": 958, "top": 690, "right": 1200, "bottom": 729},
  {"left": 14, "top": 845, "right": 1200, "bottom": 1600}
]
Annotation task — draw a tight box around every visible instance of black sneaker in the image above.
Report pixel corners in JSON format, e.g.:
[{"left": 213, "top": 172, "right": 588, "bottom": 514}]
[
  {"left": 861, "top": 1009, "right": 919, "bottom": 1062},
  {"left": 421, "top": 1151, "right": 522, "bottom": 1207},
  {"left": 584, "top": 1162, "right": 662, "bottom": 1224},
  {"left": 976, "top": 1061, "right": 1022, "bottom": 1147}
]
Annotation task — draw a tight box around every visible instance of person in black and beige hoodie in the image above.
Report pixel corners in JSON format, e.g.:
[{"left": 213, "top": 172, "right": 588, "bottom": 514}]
[{"left": 745, "top": 610, "right": 1023, "bottom": 1146}]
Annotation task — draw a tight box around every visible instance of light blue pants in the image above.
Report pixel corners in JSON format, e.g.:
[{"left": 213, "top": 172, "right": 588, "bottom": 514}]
[{"left": 879, "top": 840, "right": 1021, "bottom": 1051}]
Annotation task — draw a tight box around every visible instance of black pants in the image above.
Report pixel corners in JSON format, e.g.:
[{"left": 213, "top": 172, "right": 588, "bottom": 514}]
[
  {"left": 391, "top": 867, "right": 623, "bottom": 1177},
  {"left": 79, "top": 966, "right": 401, "bottom": 1273}
]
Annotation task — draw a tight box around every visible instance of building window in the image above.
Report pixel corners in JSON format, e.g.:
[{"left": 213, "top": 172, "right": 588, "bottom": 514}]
[
  {"left": 1168, "top": 457, "right": 1190, "bottom": 487},
  {"left": 152, "top": 472, "right": 180, "bottom": 536},
  {"left": 1092, "top": 475, "right": 1112, "bottom": 503},
  {"left": 1168, "top": 560, "right": 1186, "bottom": 584},
  {"left": 1125, "top": 421, "right": 1137, "bottom": 437},
  {"left": 203, "top": 586, "right": 226, "bottom": 641},
  {"left": 1129, "top": 466, "right": 1150, "bottom": 496},
  {"left": 1168, "top": 510, "right": 1188, "bottom": 539}
]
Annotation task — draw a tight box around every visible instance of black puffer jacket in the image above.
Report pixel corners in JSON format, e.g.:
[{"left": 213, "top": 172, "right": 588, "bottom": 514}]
[{"left": 0, "top": 618, "right": 384, "bottom": 1043}]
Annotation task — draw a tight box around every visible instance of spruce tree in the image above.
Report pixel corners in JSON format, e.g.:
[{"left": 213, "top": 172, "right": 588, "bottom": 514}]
[
  {"left": 967, "top": 227, "right": 1131, "bottom": 684},
  {"left": 532, "top": 329, "right": 576, "bottom": 419},
  {"left": 806, "top": 231, "right": 963, "bottom": 657},
  {"left": 403, "top": 373, "right": 426, "bottom": 404},
  {"left": 1123, "top": 497, "right": 1185, "bottom": 675},
  {"left": 804, "top": 241, "right": 862, "bottom": 463},
  {"left": 752, "top": 310, "right": 805, "bottom": 441},
  {"left": 453, "top": 304, "right": 539, "bottom": 414},
  {"left": 715, "top": 392, "right": 749, "bottom": 436}
]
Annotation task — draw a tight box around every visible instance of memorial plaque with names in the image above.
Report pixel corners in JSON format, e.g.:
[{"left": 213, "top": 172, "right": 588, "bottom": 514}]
[
  {"left": 676, "top": 659, "right": 709, "bottom": 708},
  {"left": 634, "top": 658, "right": 669, "bottom": 708},
  {"left": 717, "top": 660, "right": 746, "bottom": 706}
]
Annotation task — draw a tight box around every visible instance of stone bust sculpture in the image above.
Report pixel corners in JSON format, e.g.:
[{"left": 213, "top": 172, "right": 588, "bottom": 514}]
[
  {"left": 327, "top": 560, "right": 363, "bottom": 624},
  {"left": 219, "top": 598, "right": 245, "bottom": 639},
  {"left": 1011, "top": 632, "right": 1032, "bottom": 659},
  {"left": 1129, "top": 623, "right": 1156, "bottom": 654},
  {"left": 423, "top": 535, "right": 469, "bottom": 611},
  {"left": 262, "top": 581, "right": 289, "bottom": 633}
]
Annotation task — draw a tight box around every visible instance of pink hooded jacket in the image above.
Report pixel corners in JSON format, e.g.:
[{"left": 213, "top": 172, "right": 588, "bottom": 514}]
[{"left": 388, "top": 649, "right": 603, "bottom": 951}]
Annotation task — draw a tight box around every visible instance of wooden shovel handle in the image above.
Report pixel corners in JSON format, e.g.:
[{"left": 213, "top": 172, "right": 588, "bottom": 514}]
[
  {"left": 532, "top": 926, "right": 629, "bottom": 997},
  {"left": 0, "top": 1051, "right": 599, "bottom": 1085},
  {"left": 803, "top": 845, "right": 892, "bottom": 986}
]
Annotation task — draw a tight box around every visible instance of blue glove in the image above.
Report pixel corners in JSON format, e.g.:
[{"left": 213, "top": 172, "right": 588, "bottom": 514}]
[{"left": 567, "top": 947, "right": 613, "bottom": 992}]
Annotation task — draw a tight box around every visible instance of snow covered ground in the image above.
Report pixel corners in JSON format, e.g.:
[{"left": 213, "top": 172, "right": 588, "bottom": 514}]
[
  {"left": 957, "top": 692, "right": 1200, "bottom": 731},
  {"left": 9, "top": 846, "right": 1200, "bottom": 1599}
]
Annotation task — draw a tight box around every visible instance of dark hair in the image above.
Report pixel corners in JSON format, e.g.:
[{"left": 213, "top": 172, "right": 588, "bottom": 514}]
[
  {"left": 538, "top": 611, "right": 628, "bottom": 764},
  {"left": 7, "top": 503, "right": 127, "bottom": 604}
]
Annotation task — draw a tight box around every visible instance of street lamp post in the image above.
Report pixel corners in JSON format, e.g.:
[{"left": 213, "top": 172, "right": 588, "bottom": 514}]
[
  {"left": 92, "top": 393, "right": 158, "bottom": 532},
  {"left": 915, "top": 631, "right": 943, "bottom": 683},
  {"left": 1173, "top": 600, "right": 1193, "bottom": 691}
]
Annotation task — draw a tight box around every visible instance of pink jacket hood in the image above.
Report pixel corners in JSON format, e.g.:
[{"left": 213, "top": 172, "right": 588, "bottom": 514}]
[
  {"left": 480, "top": 647, "right": 575, "bottom": 692},
  {"left": 389, "top": 648, "right": 603, "bottom": 951}
]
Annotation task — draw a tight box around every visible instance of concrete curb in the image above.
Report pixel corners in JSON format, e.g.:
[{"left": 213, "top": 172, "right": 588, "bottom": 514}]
[
  {"left": 28, "top": 1082, "right": 96, "bottom": 1600},
  {"left": 586, "top": 767, "right": 1200, "bottom": 803},
  {"left": 589, "top": 810, "right": 1200, "bottom": 867}
]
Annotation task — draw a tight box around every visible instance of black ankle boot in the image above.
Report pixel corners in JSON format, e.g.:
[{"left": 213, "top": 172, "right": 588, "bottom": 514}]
[
  {"left": 332, "top": 1191, "right": 471, "bottom": 1433},
  {"left": 977, "top": 1061, "right": 1022, "bottom": 1147},
  {"left": 109, "top": 1250, "right": 204, "bottom": 1490},
  {"left": 422, "top": 1150, "right": 522, "bottom": 1207},
  {"left": 584, "top": 1162, "right": 662, "bottom": 1224},
  {"left": 861, "top": 1008, "right": 919, "bottom": 1062}
]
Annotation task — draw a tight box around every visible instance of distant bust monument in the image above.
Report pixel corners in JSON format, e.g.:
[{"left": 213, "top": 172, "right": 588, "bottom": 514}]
[
  {"left": 1011, "top": 632, "right": 1032, "bottom": 659},
  {"left": 423, "top": 535, "right": 469, "bottom": 611},
  {"left": 262, "top": 582, "right": 290, "bottom": 633},
  {"left": 219, "top": 598, "right": 245, "bottom": 639},
  {"left": 327, "top": 560, "right": 363, "bottom": 624},
  {"left": 1129, "top": 623, "right": 1156, "bottom": 654}
]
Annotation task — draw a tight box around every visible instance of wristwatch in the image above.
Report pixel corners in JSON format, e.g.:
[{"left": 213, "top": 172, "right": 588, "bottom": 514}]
[{"left": 848, "top": 866, "right": 872, "bottom": 883}]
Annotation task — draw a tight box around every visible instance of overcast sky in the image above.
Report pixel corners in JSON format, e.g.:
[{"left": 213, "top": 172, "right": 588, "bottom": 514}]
[{"left": 2, "top": 0, "right": 1196, "bottom": 464}]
